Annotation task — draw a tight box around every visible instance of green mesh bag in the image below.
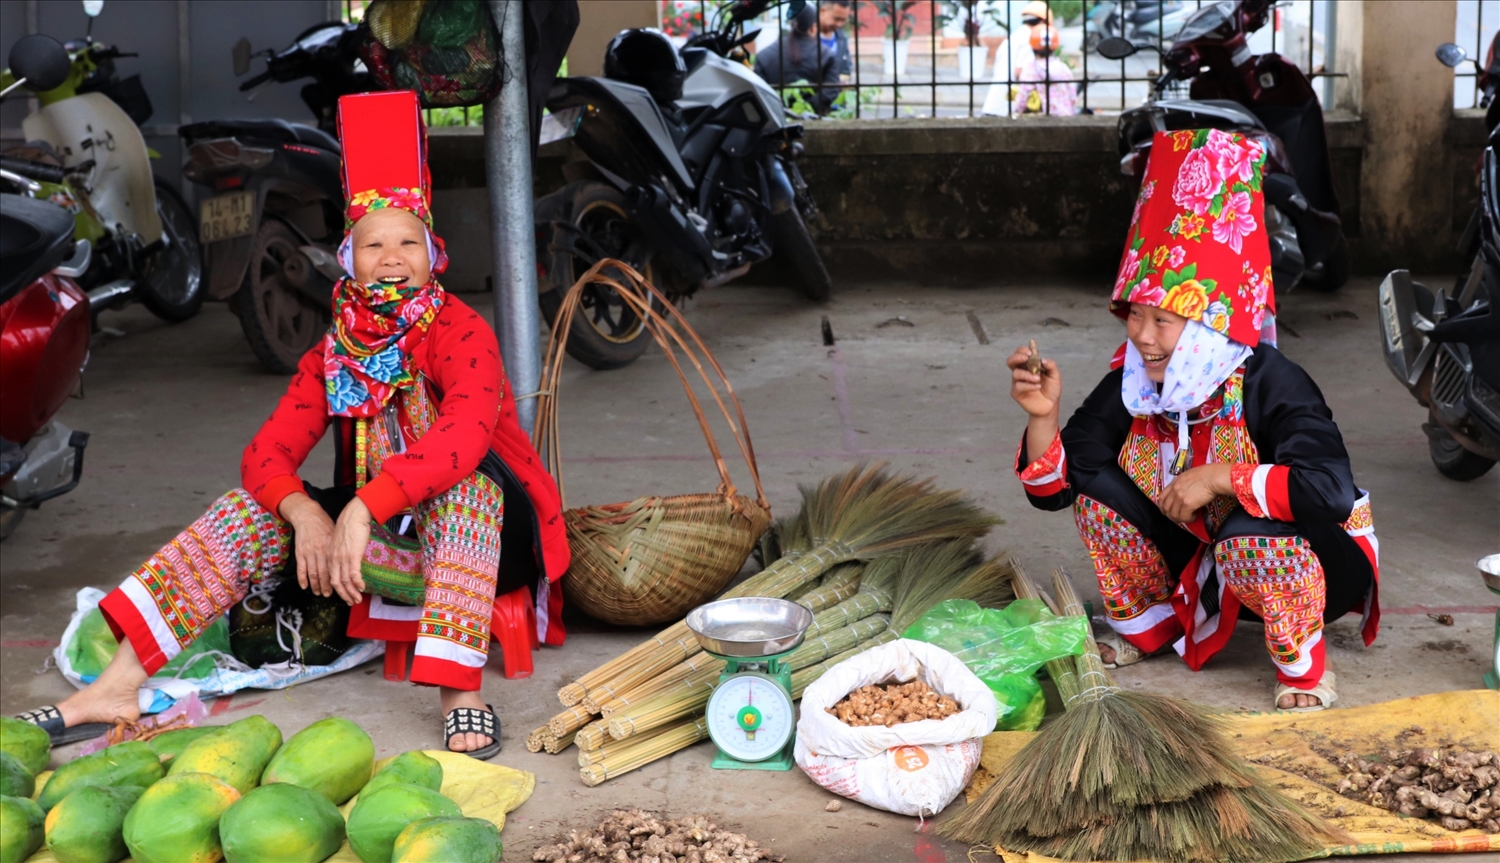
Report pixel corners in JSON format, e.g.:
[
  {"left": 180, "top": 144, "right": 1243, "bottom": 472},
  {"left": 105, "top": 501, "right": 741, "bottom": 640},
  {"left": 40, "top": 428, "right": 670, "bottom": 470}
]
[{"left": 361, "top": 0, "right": 506, "bottom": 108}]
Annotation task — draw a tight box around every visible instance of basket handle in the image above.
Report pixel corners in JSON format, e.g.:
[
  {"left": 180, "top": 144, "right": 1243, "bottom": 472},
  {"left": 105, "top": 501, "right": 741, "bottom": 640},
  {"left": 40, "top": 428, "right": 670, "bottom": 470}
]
[{"left": 532, "top": 259, "right": 768, "bottom": 513}]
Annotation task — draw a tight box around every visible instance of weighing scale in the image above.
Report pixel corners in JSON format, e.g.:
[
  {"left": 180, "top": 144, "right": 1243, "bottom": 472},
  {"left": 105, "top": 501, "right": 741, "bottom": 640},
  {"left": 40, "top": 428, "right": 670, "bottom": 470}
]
[
  {"left": 686, "top": 597, "right": 813, "bottom": 771},
  {"left": 1480, "top": 554, "right": 1500, "bottom": 691}
]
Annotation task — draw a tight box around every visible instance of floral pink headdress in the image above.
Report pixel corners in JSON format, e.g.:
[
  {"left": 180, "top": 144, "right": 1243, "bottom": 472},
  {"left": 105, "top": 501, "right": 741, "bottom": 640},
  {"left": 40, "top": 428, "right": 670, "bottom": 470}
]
[{"left": 1111, "top": 129, "right": 1276, "bottom": 347}]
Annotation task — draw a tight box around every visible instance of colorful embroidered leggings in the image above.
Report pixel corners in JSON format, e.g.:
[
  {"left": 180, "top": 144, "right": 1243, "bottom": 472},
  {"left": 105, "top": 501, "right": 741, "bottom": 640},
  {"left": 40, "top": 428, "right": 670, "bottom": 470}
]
[
  {"left": 99, "top": 476, "right": 503, "bottom": 691},
  {"left": 1073, "top": 495, "right": 1183, "bottom": 653},
  {"left": 1214, "top": 535, "right": 1327, "bottom": 688}
]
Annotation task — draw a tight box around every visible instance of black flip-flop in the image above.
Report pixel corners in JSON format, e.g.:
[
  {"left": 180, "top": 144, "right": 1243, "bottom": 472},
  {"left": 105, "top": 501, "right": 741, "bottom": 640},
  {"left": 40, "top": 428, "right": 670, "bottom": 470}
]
[
  {"left": 444, "top": 704, "right": 500, "bottom": 761},
  {"left": 15, "top": 706, "right": 111, "bottom": 747}
]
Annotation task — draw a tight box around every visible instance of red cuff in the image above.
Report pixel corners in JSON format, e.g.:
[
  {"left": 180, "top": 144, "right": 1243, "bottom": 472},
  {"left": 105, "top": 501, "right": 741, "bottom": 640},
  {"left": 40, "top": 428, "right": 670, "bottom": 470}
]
[
  {"left": 99, "top": 588, "right": 171, "bottom": 676},
  {"left": 1263, "top": 465, "right": 1294, "bottom": 522},
  {"left": 1017, "top": 432, "right": 1067, "bottom": 497},
  {"left": 257, "top": 475, "right": 307, "bottom": 519},
  {"left": 357, "top": 472, "right": 411, "bottom": 523},
  {"left": 1230, "top": 464, "right": 1265, "bottom": 518}
]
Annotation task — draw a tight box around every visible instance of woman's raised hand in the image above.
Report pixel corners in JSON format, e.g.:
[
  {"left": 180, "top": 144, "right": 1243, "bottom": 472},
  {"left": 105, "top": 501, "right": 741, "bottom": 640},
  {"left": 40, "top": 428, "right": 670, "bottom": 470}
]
[
  {"left": 279, "top": 492, "right": 336, "bottom": 597},
  {"left": 328, "top": 496, "right": 372, "bottom": 606},
  {"left": 1007, "top": 343, "right": 1062, "bottom": 419}
]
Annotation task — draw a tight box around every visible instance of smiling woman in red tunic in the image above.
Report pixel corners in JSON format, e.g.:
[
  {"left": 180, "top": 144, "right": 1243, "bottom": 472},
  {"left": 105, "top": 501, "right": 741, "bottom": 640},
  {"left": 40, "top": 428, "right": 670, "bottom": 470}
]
[{"left": 17, "top": 92, "right": 568, "bottom": 759}]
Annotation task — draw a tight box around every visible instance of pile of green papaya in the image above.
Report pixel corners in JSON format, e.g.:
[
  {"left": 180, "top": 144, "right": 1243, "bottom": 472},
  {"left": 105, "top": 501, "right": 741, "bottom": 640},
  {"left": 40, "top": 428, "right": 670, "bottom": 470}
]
[{"left": 0, "top": 714, "right": 501, "bottom": 863}]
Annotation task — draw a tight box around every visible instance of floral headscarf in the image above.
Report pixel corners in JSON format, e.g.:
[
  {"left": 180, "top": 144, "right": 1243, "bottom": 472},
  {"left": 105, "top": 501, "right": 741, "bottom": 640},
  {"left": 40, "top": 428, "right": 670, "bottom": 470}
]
[
  {"left": 1111, "top": 129, "right": 1277, "bottom": 467},
  {"left": 1111, "top": 129, "right": 1276, "bottom": 348}
]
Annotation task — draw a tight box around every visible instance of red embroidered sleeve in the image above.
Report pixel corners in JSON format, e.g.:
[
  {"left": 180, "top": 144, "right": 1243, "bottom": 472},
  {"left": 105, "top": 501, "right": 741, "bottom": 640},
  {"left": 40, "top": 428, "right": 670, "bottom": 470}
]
[
  {"left": 1230, "top": 463, "right": 1295, "bottom": 522},
  {"left": 1016, "top": 432, "right": 1068, "bottom": 496},
  {"left": 241, "top": 346, "right": 332, "bottom": 517}
]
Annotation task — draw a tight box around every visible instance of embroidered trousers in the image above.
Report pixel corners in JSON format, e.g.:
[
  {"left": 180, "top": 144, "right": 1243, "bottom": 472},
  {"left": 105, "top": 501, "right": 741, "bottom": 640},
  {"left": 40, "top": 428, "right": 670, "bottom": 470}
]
[
  {"left": 1070, "top": 466, "right": 1373, "bottom": 688},
  {"left": 99, "top": 475, "right": 503, "bottom": 691}
]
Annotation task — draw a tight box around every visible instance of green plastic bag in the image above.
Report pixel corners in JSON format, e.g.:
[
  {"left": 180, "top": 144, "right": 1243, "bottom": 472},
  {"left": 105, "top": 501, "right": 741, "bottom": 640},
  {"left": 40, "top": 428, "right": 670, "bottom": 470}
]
[
  {"left": 67, "top": 608, "right": 233, "bottom": 680},
  {"left": 902, "top": 599, "right": 1089, "bottom": 731}
]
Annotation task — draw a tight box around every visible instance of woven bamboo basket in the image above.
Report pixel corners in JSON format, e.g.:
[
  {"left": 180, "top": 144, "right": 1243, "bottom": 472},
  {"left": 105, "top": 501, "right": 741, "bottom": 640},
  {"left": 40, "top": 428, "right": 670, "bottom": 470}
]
[{"left": 533, "top": 260, "right": 772, "bottom": 625}]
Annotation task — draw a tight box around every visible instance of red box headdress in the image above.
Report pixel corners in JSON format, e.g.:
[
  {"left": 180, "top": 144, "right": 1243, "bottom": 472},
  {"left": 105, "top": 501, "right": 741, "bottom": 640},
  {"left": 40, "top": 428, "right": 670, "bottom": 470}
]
[
  {"left": 335, "top": 90, "right": 446, "bottom": 273},
  {"left": 1110, "top": 129, "right": 1276, "bottom": 348}
]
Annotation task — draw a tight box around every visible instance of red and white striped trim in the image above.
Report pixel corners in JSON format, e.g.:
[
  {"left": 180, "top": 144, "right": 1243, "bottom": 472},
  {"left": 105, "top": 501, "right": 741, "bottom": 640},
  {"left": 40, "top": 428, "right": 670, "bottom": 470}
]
[
  {"left": 1016, "top": 433, "right": 1068, "bottom": 497},
  {"left": 98, "top": 577, "right": 178, "bottom": 676}
]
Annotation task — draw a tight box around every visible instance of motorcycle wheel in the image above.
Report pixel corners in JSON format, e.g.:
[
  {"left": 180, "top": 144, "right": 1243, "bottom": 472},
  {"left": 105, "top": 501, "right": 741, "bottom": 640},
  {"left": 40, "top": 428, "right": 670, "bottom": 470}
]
[
  {"left": 1300, "top": 233, "right": 1350, "bottom": 293},
  {"left": 235, "top": 219, "right": 331, "bottom": 374},
  {"left": 536, "top": 182, "right": 662, "bottom": 371},
  {"left": 1428, "top": 423, "right": 1497, "bottom": 481},
  {"left": 137, "top": 178, "right": 207, "bottom": 322},
  {"left": 772, "top": 205, "right": 833, "bottom": 303}
]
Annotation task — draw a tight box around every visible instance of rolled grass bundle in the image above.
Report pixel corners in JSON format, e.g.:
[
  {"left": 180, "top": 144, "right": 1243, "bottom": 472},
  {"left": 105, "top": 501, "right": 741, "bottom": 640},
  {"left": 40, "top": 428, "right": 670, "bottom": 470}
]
[
  {"left": 791, "top": 563, "right": 863, "bottom": 613},
  {"left": 941, "top": 569, "right": 1346, "bottom": 862},
  {"left": 605, "top": 615, "right": 894, "bottom": 743},
  {"left": 593, "top": 652, "right": 727, "bottom": 717},
  {"left": 525, "top": 725, "right": 549, "bottom": 753},
  {"left": 578, "top": 718, "right": 711, "bottom": 769},
  {"left": 560, "top": 465, "right": 995, "bottom": 709},
  {"left": 581, "top": 718, "right": 711, "bottom": 787},
  {"left": 548, "top": 705, "right": 597, "bottom": 739},
  {"left": 576, "top": 719, "right": 611, "bottom": 753},
  {"left": 790, "top": 630, "right": 899, "bottom": 698}
]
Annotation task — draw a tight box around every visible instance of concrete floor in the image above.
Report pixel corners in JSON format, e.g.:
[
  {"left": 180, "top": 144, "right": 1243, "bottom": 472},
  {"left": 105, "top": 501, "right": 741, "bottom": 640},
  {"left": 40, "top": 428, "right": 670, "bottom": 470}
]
[{"left": 1, "top": 276, "right": 1496, "bottom": 862}]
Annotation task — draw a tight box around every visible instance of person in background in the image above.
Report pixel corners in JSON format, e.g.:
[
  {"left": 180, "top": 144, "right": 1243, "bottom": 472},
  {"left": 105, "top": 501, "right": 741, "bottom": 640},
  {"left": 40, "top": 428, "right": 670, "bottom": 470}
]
[
  {"left": 818, "top": 0, "right": 854, "bottom": 79},
  {"left": 1012, "top": 25, "right": 1078, "bottom": 116},
  {"left": 984, "top": 0, "right": 1053, "bottom": 116},
  {"left": 754, "top": 4, "right": 842, "bottom": 114}
]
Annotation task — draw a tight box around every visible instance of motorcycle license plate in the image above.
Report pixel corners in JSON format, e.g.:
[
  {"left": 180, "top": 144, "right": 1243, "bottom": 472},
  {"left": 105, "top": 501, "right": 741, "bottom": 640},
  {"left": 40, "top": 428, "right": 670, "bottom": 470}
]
[{"left": 199, "top": 191, "right": 254, "bottom": 243}]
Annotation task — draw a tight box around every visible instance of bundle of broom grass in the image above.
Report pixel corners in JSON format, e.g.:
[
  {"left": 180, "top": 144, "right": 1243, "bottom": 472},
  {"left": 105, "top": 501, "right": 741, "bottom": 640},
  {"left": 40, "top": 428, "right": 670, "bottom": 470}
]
[
  {"left": 940, "top": 568, "right": 1348, "bottom": 863},
  {"left": 539, "top": 465, "right": 1022, "bottom": 784}
]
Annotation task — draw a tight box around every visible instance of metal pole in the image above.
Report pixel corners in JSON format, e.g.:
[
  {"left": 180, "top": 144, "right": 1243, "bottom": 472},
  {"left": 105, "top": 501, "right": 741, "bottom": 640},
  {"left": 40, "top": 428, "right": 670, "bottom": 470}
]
[{"left": 485, "top": 0, "right": 541, "bottom": 436}]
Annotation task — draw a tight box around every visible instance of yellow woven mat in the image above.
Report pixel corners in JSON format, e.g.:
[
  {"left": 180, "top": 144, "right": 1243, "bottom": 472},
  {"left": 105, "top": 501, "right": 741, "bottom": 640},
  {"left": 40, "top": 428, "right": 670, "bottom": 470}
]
[
  {"left": 964, "top": 690, "right": 1500, "bottom": 861},
  {"left": 25, "top": 750, "right": 533, "bottom": 863}
]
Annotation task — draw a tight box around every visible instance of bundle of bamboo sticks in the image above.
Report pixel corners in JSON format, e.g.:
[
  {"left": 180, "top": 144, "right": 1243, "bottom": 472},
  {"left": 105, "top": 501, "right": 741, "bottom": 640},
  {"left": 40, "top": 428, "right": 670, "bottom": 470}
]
[{"left": 533, "top": 465, "right": 1016, "bottom": 785}]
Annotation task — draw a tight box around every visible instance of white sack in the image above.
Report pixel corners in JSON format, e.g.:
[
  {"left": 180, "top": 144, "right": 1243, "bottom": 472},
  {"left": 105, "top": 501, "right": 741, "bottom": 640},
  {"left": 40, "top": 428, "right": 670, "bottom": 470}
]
[{"left": 794, "top": 638, "right": 997, "bottom": 817}]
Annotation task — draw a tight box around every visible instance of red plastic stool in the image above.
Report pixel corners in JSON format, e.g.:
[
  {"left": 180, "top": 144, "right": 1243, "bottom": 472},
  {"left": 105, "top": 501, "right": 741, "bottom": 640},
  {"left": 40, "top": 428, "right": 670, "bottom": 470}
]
[{"left": 381, "top": 584, "right": 537, "bottom": 681}]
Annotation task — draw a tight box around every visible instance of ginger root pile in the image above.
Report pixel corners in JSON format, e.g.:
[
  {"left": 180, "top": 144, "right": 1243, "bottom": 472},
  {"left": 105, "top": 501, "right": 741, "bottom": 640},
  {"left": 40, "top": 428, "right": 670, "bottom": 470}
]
[
  {"left": 828, "top": 679, "right": 960, "bottom": 728},
  {"left": 1331, "top": 747, "right": 1500, "bottom": 833},
  {"left": 531, "top": 809, "right": 785, "bottom": 863}
]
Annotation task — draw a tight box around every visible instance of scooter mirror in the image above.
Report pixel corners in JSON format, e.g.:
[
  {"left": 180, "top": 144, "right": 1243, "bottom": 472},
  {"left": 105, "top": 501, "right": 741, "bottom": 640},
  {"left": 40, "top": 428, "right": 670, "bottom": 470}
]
[
  {"left": 1436, "top": 42, "right": 1468, "bottom": 68},
  {"left": 1097, "top": 37, "right": 1138, "bottom": 61},
  {"left": 7, "top": 35, "right": 72, "bottom": 93},
  {"left": 233, "top": 37, "right": 252, "bottom": 77},
  {"left": 82, "top": 0, "right": 103, "bottom": 16}
]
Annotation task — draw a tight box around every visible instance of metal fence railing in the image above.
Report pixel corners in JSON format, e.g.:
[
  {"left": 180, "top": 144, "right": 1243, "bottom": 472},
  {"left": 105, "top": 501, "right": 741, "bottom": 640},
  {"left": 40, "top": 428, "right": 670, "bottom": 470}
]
[
  {"left": 663, "top": 0, "right": 1336, "bottom": 118},
  {"left": 1455, "top": 1, "right": 1500, "bottom": 109}
]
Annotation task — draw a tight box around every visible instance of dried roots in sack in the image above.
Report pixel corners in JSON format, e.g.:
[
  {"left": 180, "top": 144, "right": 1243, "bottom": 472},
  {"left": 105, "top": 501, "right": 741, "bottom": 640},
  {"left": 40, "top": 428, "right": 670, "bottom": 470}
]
[{"left": 830, "top": 680, "right": 961, "bottom": 727}]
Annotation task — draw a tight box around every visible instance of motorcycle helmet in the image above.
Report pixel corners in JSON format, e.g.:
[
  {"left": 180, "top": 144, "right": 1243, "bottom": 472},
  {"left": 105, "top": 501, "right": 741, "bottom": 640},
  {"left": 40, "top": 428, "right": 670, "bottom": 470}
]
[
  {"left": 1030, "top": 25, "right": 1060, "bottom": 54},
  {"left": 604, "top": 28, "right": 685, "bottom": 104},
  {"left": 1021, "top": 0, "right": 1053, "bottom": 26}
]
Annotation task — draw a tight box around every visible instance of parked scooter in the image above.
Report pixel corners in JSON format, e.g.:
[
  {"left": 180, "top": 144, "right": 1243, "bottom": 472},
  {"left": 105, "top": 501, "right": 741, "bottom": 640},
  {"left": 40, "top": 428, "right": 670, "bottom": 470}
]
[
  {"left": 0, "top": 1, "right": 205, "bottom": 322},
  {"left": 536, "top": 0, "right": 831, "bottom": 370},
  {"left": 1100, "top": 0, "right": 1349, "bottom": 294},
  {"left": 178, "top": 21, "right": 366, "bottom": 373},
  {"left": 1087, "top": 0, "right": 1195, "bottom": 53},
  {"left": 0, "top": 190, "right": 94, "bottom": 541},
  {"left": 1375, "top": 41, "right": 1500, "bottom": 482}
]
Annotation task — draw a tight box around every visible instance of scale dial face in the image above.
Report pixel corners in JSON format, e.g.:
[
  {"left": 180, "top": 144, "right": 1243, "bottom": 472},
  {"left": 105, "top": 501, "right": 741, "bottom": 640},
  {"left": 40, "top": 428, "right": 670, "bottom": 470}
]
[{"left": 706, "top": 672, "right": 795, "bottom": 762}]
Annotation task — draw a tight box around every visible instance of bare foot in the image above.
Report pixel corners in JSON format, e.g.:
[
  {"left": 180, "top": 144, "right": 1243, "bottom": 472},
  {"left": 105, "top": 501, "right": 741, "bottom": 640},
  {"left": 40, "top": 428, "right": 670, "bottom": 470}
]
[
  {"left": 1277, "top": 691, "right": 1324, "bottom": 709},
  {"left": 57, "top": 640, "right": 147, "bottom": 727},
  {"left": 1099, "top": 642, "right": 1117, "bottom": 665},
  {"left": 439, "top": 687, "right": 492, "bottom": 752}
]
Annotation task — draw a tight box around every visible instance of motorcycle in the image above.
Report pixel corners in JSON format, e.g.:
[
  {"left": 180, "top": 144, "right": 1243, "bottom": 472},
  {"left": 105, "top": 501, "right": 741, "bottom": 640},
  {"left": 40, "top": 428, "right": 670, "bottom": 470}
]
[
  {"left": 178, "top": 21, "right": 367, "bottom": 373},
  {"left": 1087, "top": 0, "right": 1195, "bottom": 53},
  {"left": 1374, "top": 40, "right": 1500, "bottom": 482},
  {"left": 0, "top": 0, "right": 205, "bottom": 322},
  {"left": 0, "top": 189, "right": 94, "bottom": 541},
  {"left": 535, "top": 0, "right": 831, "bottom": 370},
  {"left": 1099, "top": 0, "right": 1349, "bottom": 294}
]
